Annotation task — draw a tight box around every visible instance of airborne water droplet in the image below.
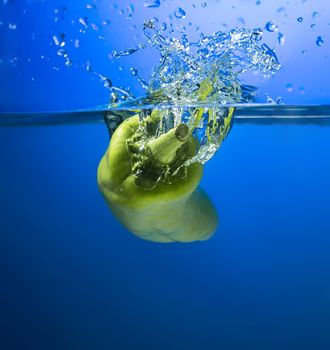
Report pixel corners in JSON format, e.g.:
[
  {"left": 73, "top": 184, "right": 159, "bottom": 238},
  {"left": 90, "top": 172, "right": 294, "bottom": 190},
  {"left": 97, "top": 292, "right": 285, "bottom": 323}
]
[
  {"left": 79, "top": 17, "right": 88, "bottom": 28},
  {"left": 86, "top": 3, "right": 97, "bottom": 9},
  {"left": 53, "top": 35, "right": 60, "bottom": 46},
  {"left": 85, "top": 61, "right": 93, "bottom": 72},
  {"left": 297, "top": 17, "right": 303, "bottom": 22},
  {"left": 130, "top": 67, "right": 138, "bottom": 76},
  {"left": 316, "top": 36, "right": 324, "bottom": 46},
  {"left": 286, "top": 83, "right": 293, "bottom": 92},
  {"left": 57, "top": 49, "right": 67, "bottom": 56},
  {"left": 65, "top": 58, "right": 73, "bottom": 66},
  {"left": 174, "top": 7, "right": 186, "bottom": 19},
  {"left": 312, "top": 11, "right": 319, "bottom": 19},
  {"left": 201, "top": 2, "right": 207, "bottom": 7},
  {"left": 278, "top": 32, "right": 285, "bottom": 45},
  {"left": 265, "top": 21, "right": 278, "bottom": 32},
  {"left": 144, "top": 0, "right": 160, "bottom": 8},
  {"left": 91, "top": 23, "right": 99, "bottom": 31}
]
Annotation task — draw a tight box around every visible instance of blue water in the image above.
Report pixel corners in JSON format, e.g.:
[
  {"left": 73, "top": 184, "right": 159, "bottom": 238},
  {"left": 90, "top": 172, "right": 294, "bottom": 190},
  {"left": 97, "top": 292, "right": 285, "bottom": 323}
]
[
  {"left": 1, "top": 0, "right": 330, "bottom": 348},
  {"left": 1, "top": 119, "right": 330, "bottom": 349}
]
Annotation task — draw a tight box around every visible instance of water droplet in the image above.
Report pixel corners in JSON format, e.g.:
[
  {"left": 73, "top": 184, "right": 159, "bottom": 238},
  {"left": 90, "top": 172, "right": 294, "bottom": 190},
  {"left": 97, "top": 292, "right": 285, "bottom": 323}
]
[
  {"left": 85, "top": 61, "right": 93, "bottom": 72},
  {"left": 102, "top": 20, "right": 111, "bottom": 26},
  {"left": 286, "top": 83, "right": 293, "bottom": 92},
  {"left": 252, "top": 28, "right": 263, "bottom": 41},
  {"left": 91, "top": 23, "right": 99, "bottom": 31},
  {"left": 278, "top": 32, "right": 285, "bottom": 45},
  {"left": 79, "top": 17, "right": 88, "bottom": 28},
  {"left": 65, "top": 58, "right": 73, "bottom": 66},
  {"left": 276, "top": 96, "right": 283, "bottom": 104},
  {"left": 311, "top": 24, "right": 316, "bottom": 29},
  {"left": 265, "top": 21, "right": 278, "bottom": 32},
  {"left": 86, "top": 3, "right": 97, "bottom": 9},
  {"left": 144, "top": 0, "right": 160, "bottom": 8},
  {"left": 316, "top": 36, "right": 324, "bottom": 46},
  {"left": 8, "top": 23, "right": 17, "bottom": 30},
  {"left": 130, "top": 67, "right": 138, "bottom": 76},
  {"left": 297, "top": 17, "right": 303, "bottom": 22},
  {"left": 74, "top": 39, "right": 80, "bottom": 48},
  {"left": 52, "top": 35, "right": 60, "bottom": 46},
  {"left": 238, "top": 17, "right": 245, "bottom": 25},
  {"left": 127, "top": 4, "right": 134, "bottom": 19},
  {"left": 57, "top": 49, "right": 67, "bottom": 56},
  {"left": 101, "top": 76, "right": 112, "bottom": 88},
  {"left": 312, "top": 11, "right": 319, "bottom": 19},
  {"left": 174, "top": 7, "right": 186, "bottom": 19},
  {"left": 201, "top": 2, "right": 207, "bottom": 7},
  {"left": 161, "top": 22, "right": 167, "bottom": 31},
  {"left": 276, "top": 7, "right": 286, "bottom": 13}
]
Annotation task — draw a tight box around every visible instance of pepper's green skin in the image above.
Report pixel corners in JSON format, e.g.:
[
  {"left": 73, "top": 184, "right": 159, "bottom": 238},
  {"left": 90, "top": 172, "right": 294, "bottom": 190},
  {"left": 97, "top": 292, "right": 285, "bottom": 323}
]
[{"left": 97, "top": 115, "right": 218, "bottom": 243}]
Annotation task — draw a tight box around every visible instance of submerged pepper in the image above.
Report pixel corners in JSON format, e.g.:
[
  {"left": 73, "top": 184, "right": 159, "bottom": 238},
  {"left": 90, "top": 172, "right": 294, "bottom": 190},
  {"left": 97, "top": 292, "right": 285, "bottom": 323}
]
[{"left": 97, "top": 115, "right": 218, "bottom": 243}]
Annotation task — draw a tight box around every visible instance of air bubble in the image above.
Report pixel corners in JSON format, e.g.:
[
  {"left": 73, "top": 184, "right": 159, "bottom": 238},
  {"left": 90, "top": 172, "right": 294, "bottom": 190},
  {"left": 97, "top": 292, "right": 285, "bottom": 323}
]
[
  {"left": 297, "top": 17, "right": 303, "bottom": 22},
  {"left": 8, "top": 23, "right": 17, "bottom": 30}
]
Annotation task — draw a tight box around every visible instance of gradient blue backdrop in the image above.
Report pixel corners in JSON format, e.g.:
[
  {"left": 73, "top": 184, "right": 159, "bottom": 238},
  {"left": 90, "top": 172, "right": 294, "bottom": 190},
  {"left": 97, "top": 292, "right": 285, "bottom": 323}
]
[{"left": 0, "top": 1, "right": 330, "bottom": 350}]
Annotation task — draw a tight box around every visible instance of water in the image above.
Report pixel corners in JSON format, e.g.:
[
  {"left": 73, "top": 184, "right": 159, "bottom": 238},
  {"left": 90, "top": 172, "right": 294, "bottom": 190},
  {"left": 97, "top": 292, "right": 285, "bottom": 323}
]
[{"left": 1, "top": 106, "right": 330, "bottom": 348}]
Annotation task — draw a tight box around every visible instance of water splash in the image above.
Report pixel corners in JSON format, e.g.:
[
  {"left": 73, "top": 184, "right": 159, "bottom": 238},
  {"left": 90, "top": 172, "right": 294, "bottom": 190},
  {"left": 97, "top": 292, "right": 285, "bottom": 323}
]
[
  {"left": 142, "top": 20, "right": 280, "bottom": 105},
  {"left": 110, "top": 21, "right": 281, "bottom": 182}
]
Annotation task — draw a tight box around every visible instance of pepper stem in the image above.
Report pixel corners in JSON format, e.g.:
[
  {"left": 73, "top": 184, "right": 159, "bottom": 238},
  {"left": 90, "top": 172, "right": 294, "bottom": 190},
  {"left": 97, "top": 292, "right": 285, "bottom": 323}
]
[{"left": 146, "top": 124, "right": 189, "bottom": 165}]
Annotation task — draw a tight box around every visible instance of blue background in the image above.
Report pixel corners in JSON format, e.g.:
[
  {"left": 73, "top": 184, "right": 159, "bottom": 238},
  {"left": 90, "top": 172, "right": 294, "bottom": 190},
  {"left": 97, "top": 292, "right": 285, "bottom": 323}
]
[{"left": 1, "top": 1, "right": 330, "bottom": 349}]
